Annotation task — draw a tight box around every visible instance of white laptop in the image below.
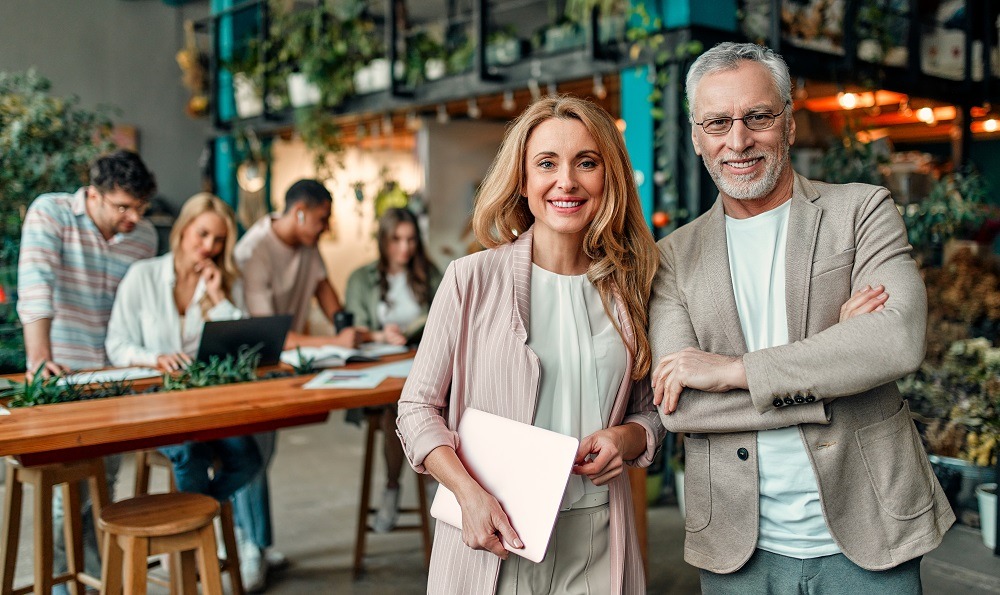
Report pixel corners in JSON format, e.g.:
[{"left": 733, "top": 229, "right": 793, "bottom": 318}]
[{"left": 429, "top": 408, "right": 579, "bottom": 563}]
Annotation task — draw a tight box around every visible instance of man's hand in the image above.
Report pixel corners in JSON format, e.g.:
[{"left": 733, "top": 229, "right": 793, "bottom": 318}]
[
  {"left": 652, "top": 348, "right": 747, "bottom": 414},
  {"left": 840, "top": 285, "right": 887, "bottom": 321},
  {"left": 378, "top": 323, "right": 407, "bottom": 346},
  {"left": 156, "top": 352, "right": 192, "bottom": 372},
  {"left": 330, "top": 327, "right": 361, "bottom": 348},
  {"left": 25, "top": 359, "right": 67, "bottom": 382}
]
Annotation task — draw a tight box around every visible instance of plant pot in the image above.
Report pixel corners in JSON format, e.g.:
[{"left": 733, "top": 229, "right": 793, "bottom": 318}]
[
  {"left": 287, "top": 73, "right": 321, "bottom": 108},
  {"left": 354, "top": 58, "right": 391, "bottom": 94},
  {"left": 542, "top": 24, "right": 586, "bottom": 53},
  {"left": 486, "top": 38, "right": 522, "bottom": 66},
  {"left": 597, "top": 15, "right": 626, "bottom": 44},
  {"left": 675, "top": 468, "right": 685, "bottom": 518},
  {"left": 233, "top": 73, "right": 263, "bottom": 119},
  {"left": 976, "top": 483, "right": 997, "bottom": 549},
  {"left": 425, "top": 59, "right": 447, "bottom": 81},
  {"left": 929, "top": 454, "right": 998, "bottom": 518}
]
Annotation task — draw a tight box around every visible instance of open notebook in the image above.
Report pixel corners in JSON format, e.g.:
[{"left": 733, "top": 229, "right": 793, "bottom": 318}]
[{"left": 429, "top": 408, "right": 579, "bottom": 563}]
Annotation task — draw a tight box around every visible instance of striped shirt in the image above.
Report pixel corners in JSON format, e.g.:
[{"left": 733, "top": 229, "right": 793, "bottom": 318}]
[{"left": 16, "top": 189, "right": 157, "bottom": 370}]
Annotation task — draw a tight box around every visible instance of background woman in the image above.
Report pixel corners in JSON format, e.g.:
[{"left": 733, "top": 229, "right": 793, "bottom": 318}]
[
  {"left": 107, "top": 193, "right": 260, "bottom": 501},
  {"left": 396, "top": 96, "right": 665, "bottom": 594},
  {"left": 345, "top": 207, "right": 442, "bottom": 532}
]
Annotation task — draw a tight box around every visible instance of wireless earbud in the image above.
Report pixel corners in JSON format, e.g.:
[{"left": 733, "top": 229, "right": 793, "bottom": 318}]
[{"left": 297, "top": 211, "right": 305, "bottom": 224}]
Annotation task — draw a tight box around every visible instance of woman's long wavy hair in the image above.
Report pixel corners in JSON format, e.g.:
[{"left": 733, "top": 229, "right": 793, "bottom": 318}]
[
  {"left": 377, "top": 207, "right": 433, "bottom": 307},
  {"left": 169, "top": 193, "right": 241, "bottom": 313},
  {"left": 472, "top": 96, "right": 658, "bottom": 379}
]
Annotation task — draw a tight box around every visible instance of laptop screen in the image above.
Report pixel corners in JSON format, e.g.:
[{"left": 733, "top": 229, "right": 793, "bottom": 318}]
[{"left": 196, "top": 315, "right": 293, "bottom": 366}]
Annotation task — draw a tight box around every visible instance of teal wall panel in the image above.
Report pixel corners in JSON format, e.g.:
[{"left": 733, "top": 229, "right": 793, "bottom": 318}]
[{"left": 621, "top": 65, "right": 655, "bottom": 226}]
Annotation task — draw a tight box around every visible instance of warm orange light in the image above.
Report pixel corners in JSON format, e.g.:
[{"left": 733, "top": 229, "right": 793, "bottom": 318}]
[
  {"left": 917, "top": 107, "right": 935, "bottom": 123},
  {"left": 616, "top": 119, "right": 627, "bottom": 133},
  {"left": 838, "top": 92, "right": 859, "bottom": 110},
  {"left": 985, "top": 119, "right": 998, "bottom": 132}
]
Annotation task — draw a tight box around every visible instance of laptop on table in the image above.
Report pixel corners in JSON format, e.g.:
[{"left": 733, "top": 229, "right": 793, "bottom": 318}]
[{"left": 196, "top": 315, "right": 293, "bottom": 366}]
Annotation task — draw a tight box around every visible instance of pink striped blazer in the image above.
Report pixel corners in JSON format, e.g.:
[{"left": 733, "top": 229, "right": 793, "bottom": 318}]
[{"left": 397, "top": 227, "right": 665, "bottom": 595}]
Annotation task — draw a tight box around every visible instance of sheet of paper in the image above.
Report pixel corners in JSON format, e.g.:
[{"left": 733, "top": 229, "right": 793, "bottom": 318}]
[
  {"left": 302, "top": 369, "right": 389, "bottom": 390},
  {"left": 358, "top": 343, "right": 410, "bottom": 358},
  {"left": 58, "top": 367, "right": 161, "bottom": 386},
  {"left": 0, "top": 406, "right": 9, "bottom": 415},
  {"left": 360, "top": 358, "right": 414, "bottom": 378},
  {"left": 280, "top": 347, "right": 346, "bottom": 369}
]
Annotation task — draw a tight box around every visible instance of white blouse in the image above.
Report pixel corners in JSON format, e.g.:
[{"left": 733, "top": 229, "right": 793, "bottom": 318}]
[
  {"left": 377, "top": 272, "right": 423, "bottom": 329},
  {"left": 106, "top": 253, "right": 245, "bottom": 367},
  {"left": 526, "top": 264, "right": 627, "bottom": 509}
]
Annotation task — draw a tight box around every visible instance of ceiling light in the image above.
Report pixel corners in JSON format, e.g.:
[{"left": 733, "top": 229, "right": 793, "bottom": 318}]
[
  {"left": 592, "top": 74, "right": 607, "bottom": 99},
  {"left": 467, "top": 98, "right": 481, "bottom": 119},
  {"left": 837, "top": 92, "right": 858, "bottom": 110},
  {"left": 917, "top": 107, "right": 935, "bottom": 124},
  {"left": 437, "top": 104, "right": 449, "bottom": 124},
  {"left": 502, "top": 90, "right": 516, "bottom": 112},
  {"left": 985, "top": 119, "right": 998, "bottom": 132},
  {"left": 547, "top": 82, "right": 558, "bottom": 97},
  {"left": 382, "top": 113, "right": 394, "bottom": 135},
  {"left": 236, "top": 161, "right": 266, "bottom": 193}
]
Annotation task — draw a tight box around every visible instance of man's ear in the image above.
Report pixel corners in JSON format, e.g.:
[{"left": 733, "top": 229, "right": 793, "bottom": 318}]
[{"left": 691, "top": 127, "right": 702, "bottom": 157}]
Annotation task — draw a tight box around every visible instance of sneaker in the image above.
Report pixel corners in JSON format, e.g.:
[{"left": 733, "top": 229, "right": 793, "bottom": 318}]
[
  {"left": 239, "top": 536, "right": 266, "bottom": 593},
  {"left": 373, "top": 487, "right": 401, "bottom": 533},
  {"left": 264, "top": 548, "right": 289, "bottom": 571}
]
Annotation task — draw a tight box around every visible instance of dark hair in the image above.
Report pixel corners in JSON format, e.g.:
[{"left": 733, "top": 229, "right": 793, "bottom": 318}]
[
  {"left": 377, "top": 208, "right": 433, "bottom": 307},
  {"left": 89, "top": 149, "right": 157, "bottom": 201},
  {"left": 284, "top": 179, "right": 332, "bottom": 211}
]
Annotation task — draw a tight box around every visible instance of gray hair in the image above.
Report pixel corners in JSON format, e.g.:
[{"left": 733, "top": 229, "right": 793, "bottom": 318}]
[{"left": 685, "top": 42, "right": 792, "bottom": 119}]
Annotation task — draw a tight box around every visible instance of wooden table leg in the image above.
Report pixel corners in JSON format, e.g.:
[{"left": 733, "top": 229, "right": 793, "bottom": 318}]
[{"left": 1, "top": 460, "right": 22, "bottom": 594}]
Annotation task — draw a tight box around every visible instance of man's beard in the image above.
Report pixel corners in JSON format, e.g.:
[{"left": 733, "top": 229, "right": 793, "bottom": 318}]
[{"left": 703, "top": 128, "right": 790, "bottom": 201}]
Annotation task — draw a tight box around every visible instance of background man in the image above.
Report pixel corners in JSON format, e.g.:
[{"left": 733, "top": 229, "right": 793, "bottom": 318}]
[
  {"left": 232, "top": 178, "right": 359, "bottom": 591},
  {"left": 649, "top": 42, "right": 954, "bottom": 593},
  {"left": 17, "top": 148, "right": 158, "bottom": 587}
]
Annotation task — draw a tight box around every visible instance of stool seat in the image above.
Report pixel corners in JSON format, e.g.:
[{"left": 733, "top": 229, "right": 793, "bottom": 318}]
[{"left": 99, "top": 493, "right": 219, "bottom": 537}]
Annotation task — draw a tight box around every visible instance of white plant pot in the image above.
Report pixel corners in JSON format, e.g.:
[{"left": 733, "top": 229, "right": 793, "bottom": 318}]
[
  {"left": 287, "top": 73, "right": 321, "bottom": 108},
  {"left": 425, "top": 59, "right": 446, "bottom": 81},
  {"left": 233, "top": 73, "right": 263, "bottom": 119},
  {"left": 354, "top": 58, "right": 391, "bottom": 94},
  {"left": 675, "top": 469, "right": 685, "bottom": 518},
  {"left": 977, "top": 483, "right": 997, "bottom": 549}
]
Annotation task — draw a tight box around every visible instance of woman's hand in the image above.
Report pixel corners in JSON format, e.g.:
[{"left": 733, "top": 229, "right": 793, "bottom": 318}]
[
  {"left": 840, "top": 285, "right": 888, "bottom": 321},
  {"left": 573, "top": 426, "right": 638, "bottom": 485},
  {"left": 454, "top": 484, "right": 523, "bottom": 559},
  {"left": 156, "top": 352, "right": 191, "bottom": 372},
  {"left": 380, "top": 323, "right": 407, "bottom": 346},
  {"left": 195, "top": 259, "right": 225, "bottom": 305}
]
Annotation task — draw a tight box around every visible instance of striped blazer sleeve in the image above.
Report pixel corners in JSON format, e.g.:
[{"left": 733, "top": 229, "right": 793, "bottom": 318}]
[
  {"left": 397, "top": 260, "right": 462, "bottom": 473},
  {"left": 621, "top": 376, "right": 665, "bottom": 467}
]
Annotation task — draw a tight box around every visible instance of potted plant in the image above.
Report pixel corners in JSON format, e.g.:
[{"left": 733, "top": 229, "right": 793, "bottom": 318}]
[
  {"left": 404, "top": 30, "right": 447, "bottom": 86},
  {"left": 0, "top": 70, "right": 117, "bottom": 373},
  {"left": 901, "top": 170, "right": 992, "bottom": 267},
  {"left": 486, "top": 26, "right": 523, "bottom": 67},
  {"left": 900, "top": 337, "right": 1000, "bottom": 519},
  {"left": 977, "top": 482, "right": 997, "bottom": 549}
]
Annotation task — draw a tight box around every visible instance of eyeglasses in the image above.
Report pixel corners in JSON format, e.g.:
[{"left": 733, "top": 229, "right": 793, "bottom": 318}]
[
  {"left": 99, "top": 192, "right": 149, "bottom": 216},
  {"left": 694, "top": 103, "right": 789, "bottom": 135}
]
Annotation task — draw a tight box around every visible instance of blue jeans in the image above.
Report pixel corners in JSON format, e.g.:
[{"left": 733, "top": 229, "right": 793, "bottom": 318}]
[
  {"left": 159, "top": 437, "right": 261, "bottom": 501},
  {"left": 232, "top": 431, "right": 276, "bottom": 549}
]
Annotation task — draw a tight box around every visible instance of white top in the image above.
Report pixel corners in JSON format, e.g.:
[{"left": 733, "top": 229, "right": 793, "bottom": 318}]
[
  {"left": 725, "top": 201, "right": 839, "bottom": 558},
  {"left": 527, "top": 264, "right": 627, "bottom": 510},
  {"left": 377, "top": 272, "right": 423, "bottom": 329},
  {"left": 106, "top": 253, "right": 245, "bottom": 367}
]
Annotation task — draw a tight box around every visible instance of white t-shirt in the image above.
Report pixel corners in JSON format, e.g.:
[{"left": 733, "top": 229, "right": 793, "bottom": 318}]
[
  {"left": 377, "top": 272, "right": 424, "bottom": 329},
  {"left": 725, "top": 200, "right": 839, "bottom": 558},
  {"left": 527, "top": 264, "right": 627, "bottom": 510}
]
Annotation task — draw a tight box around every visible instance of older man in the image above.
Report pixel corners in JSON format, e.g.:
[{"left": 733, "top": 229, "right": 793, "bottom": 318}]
[{"left": 649, "top": 42, "right": 954, "bottom": 593}]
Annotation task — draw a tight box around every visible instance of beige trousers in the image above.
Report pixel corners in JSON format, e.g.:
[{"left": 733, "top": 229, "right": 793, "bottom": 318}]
[{"left": 495, "top": 504, "right": 610, "bottom": 595}]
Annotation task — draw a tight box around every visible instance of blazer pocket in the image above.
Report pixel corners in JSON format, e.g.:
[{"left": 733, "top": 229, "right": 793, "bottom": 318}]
[
  {"left": 683, "top": 436, "right": 712, "bottom": 532},
  {"left": 856, "top": 402, "right": 935, "bottom": 520},
  {"left": 812, "top": 249, "right": 856, "bottom": 278}
]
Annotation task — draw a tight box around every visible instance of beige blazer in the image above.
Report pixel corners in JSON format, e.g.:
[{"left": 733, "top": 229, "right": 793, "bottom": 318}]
[
  {"left": 649, "top": 172, "right": 955, "bottom": 573},
  {"left": 398, "top": 227, "right": 665, "bottom": 595}
]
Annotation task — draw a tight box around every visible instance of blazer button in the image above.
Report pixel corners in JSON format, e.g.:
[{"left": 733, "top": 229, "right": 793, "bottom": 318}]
[
  {"left": 805, "top": 395, "right": 816, "bottom": 403},
  {"left": 794, "top": 395, "right": 805, "bottom": 404},
  {"left": 783, "top": 397, "right": 794, "bottom": 406},
  {"left": 772, "top": 398, "right": 783, "bottom": 408},
  {"left": 737, "top": 447, "right": 749, "bottom": 461}
]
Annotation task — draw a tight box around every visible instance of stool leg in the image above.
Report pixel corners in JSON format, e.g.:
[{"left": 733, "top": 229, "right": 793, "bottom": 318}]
[
  {"left": 133, "top": 451, "right": 150, "bottom": 497},
  {"left": 415, "top": 473, "right": 432, "bottom": 568},
  {"left": 193, "top": 525, "right": 224, "bottom": 595},
  {"left": 1, "top": 460, "right": 23, "bottom": 594},
  {"left": 353, "top": 412, "right": 379, "bottom": 580},
  {"left": 61, "top": 481, "right": 84, "bottom": 595},
  {"left": 32, "top": 478, "right": 54, "bottom": 595},
  {"left": 174, "top": 550, "right": 197, "bottom": 594},
  {"left": 219, "top": 502, "right": 243, "bottom": 595},
  {"left": 99, "top": 534, "right": 123, "bottom": 595},
  {"left": 121, "top": 536, "right": 148, "bottom": 595},
  {"left": 87, "top": 458, "right": 110, "bottom": 555}
]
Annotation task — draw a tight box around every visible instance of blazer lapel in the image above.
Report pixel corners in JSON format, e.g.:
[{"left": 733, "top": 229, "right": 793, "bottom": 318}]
[
  {"left": 510, "top": 227, "right": 534, "bottom": 342},
  {"left": 784, "top": 173, "right": 822, "bottom": 343},
  {"left": 607, "top": 287, "right": 634, "bottom": 425},
  {"left": 703, "top": 200, "right": 749, "bottom": 355}
]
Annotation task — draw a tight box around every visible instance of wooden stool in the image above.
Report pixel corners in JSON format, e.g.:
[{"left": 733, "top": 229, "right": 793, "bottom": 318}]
[
  {"left": 353, "top": 409, "right": 432, "bottom": 579},
  {"left": 132, "top": 449, "right": 243, "bottom": 594},
  {"left": 98, "top": 492, "right": 223, "bottom": 595},
  {"left": 1, "top": 456, "right": 109, "bottom": 595}
]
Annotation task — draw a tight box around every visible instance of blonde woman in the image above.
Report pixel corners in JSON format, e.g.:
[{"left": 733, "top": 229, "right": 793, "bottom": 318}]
[
  {"left": 107, "top": 193, "right": 260, "bottom": 500},
  {"left": 397, "top": 96, "right": 666, "bottom": 594}
]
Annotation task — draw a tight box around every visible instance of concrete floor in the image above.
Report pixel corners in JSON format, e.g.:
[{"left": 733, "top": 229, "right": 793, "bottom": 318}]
[{"left": 4, "top": 414, "right": 1000, "bottom": 594}]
